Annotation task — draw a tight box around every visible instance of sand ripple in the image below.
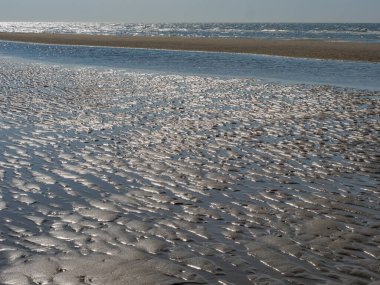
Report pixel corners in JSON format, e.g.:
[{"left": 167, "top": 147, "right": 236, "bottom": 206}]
[{"left": 0, "top": 58, "right": 379, "bottom": 284}]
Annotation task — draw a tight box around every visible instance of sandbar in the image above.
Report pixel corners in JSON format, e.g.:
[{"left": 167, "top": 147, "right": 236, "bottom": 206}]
[{"left": 0, "top": 32, "right": 379, "bottom": 62}]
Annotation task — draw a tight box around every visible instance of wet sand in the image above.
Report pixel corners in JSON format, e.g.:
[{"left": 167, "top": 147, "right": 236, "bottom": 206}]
[
  {"left": 0, "top": 57, "right": 379, "bottom": 284},
  {"left": 0, "top": 32, "right": 380, "bottom": 62}
]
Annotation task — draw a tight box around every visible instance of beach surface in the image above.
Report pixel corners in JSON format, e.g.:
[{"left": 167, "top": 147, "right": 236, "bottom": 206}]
[
  {"left": 0, "top": 57, "right": 379, "bottom": 284},
  {"left": 0, "top": 32, "right": 380, "bottom": 62}
]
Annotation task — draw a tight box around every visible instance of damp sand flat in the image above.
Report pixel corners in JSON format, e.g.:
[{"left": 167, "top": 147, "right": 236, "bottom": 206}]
[
  {"left": 1, "top": 32, "right": 380, "bottom": 62},
  {"left": 0, "top": 58, "right": 379, "bottom": 284}
]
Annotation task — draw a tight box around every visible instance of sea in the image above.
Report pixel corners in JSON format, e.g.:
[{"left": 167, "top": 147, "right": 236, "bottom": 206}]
[
  {"left": 0, "top": 22, "right": 379, "bottom": 90},
  {"left": 0, "top": 22, "right": 379, "bottom": 42}
]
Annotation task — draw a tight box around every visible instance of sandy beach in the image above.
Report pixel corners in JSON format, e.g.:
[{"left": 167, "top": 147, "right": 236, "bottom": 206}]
[
  {"left": 0, "top": 56, "right": 379, "bottom": 284},
  {"left": 0, "top": 32, "right": 380, "bottom": 62},
  {"left": 0, "top": 24, "right": 380, "bottom": 285}
]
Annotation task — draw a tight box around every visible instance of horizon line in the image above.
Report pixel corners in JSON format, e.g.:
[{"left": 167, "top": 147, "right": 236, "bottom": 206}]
[{"left": 0, "top": 21, "right": 379, "bottom": 24}]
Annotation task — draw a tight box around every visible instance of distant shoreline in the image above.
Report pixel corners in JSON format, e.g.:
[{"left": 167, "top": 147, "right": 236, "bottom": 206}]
[{"left": 0, "top": 32, "right": 379, "bottom": 62}]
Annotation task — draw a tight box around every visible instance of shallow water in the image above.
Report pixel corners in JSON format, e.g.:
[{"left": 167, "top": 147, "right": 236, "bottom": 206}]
[
  {"left": 0, "top": 58, "right": 379, "bottom": 284},
  {"left": 0, "top": 41, "right": 379, "bottom": 90}
]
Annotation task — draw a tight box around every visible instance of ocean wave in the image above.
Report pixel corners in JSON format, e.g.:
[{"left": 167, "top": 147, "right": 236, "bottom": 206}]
[{"left": 260, "top": 29, "right": 289, "bottom": 33}]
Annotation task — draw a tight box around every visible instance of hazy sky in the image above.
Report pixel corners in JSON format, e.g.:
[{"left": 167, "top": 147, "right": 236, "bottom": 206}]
[{"left": 1, "top": 0, "right": 379, "bottom": 23}]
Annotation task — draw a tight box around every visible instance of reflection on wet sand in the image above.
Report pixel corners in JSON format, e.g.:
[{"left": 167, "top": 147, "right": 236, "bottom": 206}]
[{"left": 0, "top": 58, "right": 379, "bottom": 284}]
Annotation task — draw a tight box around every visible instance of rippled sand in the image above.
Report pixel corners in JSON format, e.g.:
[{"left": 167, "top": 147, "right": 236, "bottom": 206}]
[{"left": 0, "top": 58, "right": 379, "bottom": 285}]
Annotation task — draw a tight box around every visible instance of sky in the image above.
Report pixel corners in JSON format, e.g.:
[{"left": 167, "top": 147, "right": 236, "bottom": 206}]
[{"left": 0, "top": 0, "right": 379, "bottom": 23}]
